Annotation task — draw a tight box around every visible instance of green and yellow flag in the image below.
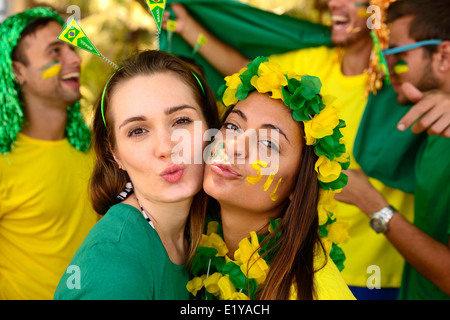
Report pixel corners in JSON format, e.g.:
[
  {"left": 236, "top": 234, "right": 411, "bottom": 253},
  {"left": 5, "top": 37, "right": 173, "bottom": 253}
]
[
  {"left": 57, "top": 18, "right": 101, "bottom": 57},
  {"left": 146, "top": 0, "right": 166, "bottom": 33}
]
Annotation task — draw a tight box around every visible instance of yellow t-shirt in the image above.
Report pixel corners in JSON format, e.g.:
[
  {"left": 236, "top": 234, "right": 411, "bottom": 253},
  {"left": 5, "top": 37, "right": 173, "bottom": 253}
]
[
  {"left": 289, "top": 247, "right": 356, "bottom": 300},
  {"left": 0, "top": 133, "right": 99, "bottom": 299},
  {"left": 270, "top": 46, "right": 414, "bottom": 288}
]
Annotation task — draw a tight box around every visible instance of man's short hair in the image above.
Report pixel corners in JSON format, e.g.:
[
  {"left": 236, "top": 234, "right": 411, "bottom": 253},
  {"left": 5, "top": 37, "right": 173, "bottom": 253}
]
[
  {"left": 11, "top": 17, "right": 58, "bottom": 65},
  {"left": 387, "top": 0, "right": 450, "bottom": 55}
]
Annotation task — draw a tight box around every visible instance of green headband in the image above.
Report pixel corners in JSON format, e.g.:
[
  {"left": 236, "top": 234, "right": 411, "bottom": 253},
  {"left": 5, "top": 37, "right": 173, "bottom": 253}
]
[{"left": 0, "top": 7, "right": 91, "bottom": 154}]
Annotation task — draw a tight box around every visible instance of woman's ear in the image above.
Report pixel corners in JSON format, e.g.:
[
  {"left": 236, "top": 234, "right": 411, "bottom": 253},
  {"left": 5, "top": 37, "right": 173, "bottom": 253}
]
[{"left": 109, "top": 144, "right": 124, "bottom": 170}]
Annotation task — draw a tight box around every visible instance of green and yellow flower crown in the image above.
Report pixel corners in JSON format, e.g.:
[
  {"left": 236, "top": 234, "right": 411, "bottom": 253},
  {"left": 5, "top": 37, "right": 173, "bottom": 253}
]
[
  {"left": 217, "top": 56, "right": 350, "bottom": 192},
  {"left": 214, "top": 56, "right": 349, "bottom": 271}
]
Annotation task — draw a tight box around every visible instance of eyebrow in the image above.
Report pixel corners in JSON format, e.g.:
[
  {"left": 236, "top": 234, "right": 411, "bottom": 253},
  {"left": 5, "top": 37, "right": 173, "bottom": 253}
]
[
  {"left": 165, "top": 104, "right": 198, "bottom": 116},
  {"left": 46, "top": 41, "right": 63, "bottom": 50},
  {"left": 118, "top": 116, "right": 147, "bottom": 130},
  {"left": 118, "top": 105, "right": 199, "bottom": 129},
  {"left": 230, "top": 110, "right": 290, "bottom": 144},
  {"left": 261, "top": 124, "right": 290, "bottom": 144}
]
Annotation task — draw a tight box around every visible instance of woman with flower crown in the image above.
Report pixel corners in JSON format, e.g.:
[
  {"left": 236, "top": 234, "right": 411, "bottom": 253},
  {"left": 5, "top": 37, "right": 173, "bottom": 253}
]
[{"left": 186, "top": 57, "right": 355, "bottom": 300}]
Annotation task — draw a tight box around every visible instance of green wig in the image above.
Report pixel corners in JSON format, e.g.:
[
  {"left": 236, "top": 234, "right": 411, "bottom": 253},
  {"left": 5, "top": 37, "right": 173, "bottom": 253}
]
[{"left": 0, "top": 7, "right": 91, "bottom": 154}]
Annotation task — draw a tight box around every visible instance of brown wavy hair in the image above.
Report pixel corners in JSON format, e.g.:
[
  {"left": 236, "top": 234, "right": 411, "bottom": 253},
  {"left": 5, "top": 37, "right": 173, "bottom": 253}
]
[{"left": 90, "top": 50, "right": 219, "bottom": 266}]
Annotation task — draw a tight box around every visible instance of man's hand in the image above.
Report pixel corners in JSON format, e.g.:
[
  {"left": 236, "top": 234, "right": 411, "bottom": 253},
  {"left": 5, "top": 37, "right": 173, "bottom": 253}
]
[
  {"left": 397, "top": 82, "right": 450, "bottom": 137},
  {"left": 334, "top": 169, "right": 388, "bottom": 216}
]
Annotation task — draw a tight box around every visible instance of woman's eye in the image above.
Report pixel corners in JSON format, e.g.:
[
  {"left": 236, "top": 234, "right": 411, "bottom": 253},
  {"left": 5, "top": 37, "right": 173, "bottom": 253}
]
[
  {"left": 174, "top": 117, "right": 193, "bottom": 126},
  {"left": 260, "top": 140, "right": 279, "bottom": 153},
  {"left": 224, "top": 122, "right": 241, "bottom": 132},
  {"left": 127, "top": 127, "right": 146, "bottom": 137}
]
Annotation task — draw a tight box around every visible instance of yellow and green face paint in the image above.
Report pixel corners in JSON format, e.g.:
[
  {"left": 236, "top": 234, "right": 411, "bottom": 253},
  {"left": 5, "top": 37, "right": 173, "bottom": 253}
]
[
  {"left": 394, "top": 59, "right": 409, "bottom": 74},
  {"left": 40, "top": 59, "right": 62, "bottom": 79}
]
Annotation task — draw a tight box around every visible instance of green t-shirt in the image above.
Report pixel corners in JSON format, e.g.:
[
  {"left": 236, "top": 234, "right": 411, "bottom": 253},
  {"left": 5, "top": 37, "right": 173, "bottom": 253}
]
[
  {"left": 54, "top": 203, "right": 189, "bottom": 300},
  {"left": 398, "top": 135, "right": 450, "bottom": 300}
]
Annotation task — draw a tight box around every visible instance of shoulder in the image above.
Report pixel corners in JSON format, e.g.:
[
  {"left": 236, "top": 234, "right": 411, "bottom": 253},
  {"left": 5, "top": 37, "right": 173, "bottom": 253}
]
[
  {"left": 313, "top": 248, "right": 356, "bottom": 300},
  {"left": 54, "top": 204, "right": 157, "bottom": 299}
]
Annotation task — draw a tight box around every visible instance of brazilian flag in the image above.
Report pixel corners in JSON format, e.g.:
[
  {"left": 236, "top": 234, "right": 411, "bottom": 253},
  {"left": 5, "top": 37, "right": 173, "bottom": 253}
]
[{"left": 160, "top": 0, "right": 332, "bottom": 92}]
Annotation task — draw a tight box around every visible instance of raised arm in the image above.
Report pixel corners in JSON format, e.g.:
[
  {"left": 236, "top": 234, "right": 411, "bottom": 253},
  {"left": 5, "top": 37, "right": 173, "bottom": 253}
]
[{"left": 163, "top": 3, "right": 250, "bottom": 76}]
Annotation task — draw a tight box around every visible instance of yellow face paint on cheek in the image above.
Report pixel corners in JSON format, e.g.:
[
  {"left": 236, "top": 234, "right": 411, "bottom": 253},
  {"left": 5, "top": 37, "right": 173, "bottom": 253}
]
[
  {"left": 246, "top": 160, "right": 268, "bottom": 184},
  {"left": 40, "top": 60, "right": 62, "bottom": 79},
  {"left": 269, "top": 178, "right": 282, "bottom": 202},
  {"left": 394, "top": 59, "right": 409, "bottom": 74},
  {"left": 357, "top": 8, "right": 371, "bottom": 18},
  {"left": 246, "top": 161, "right": 283, "bottom": 202}
]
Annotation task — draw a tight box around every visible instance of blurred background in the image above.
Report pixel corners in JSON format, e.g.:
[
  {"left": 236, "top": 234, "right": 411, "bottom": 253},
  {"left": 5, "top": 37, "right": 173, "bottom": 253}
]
[{"left": 1, "top": 0, "right": 330, "bottom": 123}]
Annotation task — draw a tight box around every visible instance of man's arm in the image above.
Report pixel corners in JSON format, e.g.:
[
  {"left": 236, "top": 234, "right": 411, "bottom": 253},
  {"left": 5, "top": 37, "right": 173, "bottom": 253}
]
[
  {"left": 163, "top": 3, "right": 250, "bottom": 76},
  {"left": 335, "top": 168, "right": 450, "bottom": 295}
]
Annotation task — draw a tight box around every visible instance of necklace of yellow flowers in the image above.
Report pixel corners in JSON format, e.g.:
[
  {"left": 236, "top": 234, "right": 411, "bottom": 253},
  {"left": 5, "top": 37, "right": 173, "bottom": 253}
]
[{"left": 186, "top": 56, "right": 351, "bottom": 300}]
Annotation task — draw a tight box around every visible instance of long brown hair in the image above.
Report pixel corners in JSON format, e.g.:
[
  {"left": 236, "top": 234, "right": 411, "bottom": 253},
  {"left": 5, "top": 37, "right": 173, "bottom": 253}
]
[
  {"left": 258, "top": 140, "right": 325, "bottom": 300},
  {"left": 90, "top": 50, "right": 219, "bottom": 266},
  {"left": 222, "top": 102, "right": 325, "bottom": 300}
]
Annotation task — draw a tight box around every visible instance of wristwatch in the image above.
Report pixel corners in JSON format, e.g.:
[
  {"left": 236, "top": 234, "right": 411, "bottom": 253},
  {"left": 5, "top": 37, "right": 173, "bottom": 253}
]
[{"left": 369, "top": 205, "right": 396, "bottom": 233}]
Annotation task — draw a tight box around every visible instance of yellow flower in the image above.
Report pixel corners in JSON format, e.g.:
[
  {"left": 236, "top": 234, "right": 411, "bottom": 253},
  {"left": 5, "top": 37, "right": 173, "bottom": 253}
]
[
  {"left": 304, "top": 105, "right": 340, "bottom": 144},
  {"left": 199, "top": 233, "right": 229, "bottom": 257},
  {"left": 315, "top": 156, "right": 342, "bottom": 183},
  {"left": 250, "top": 61, "right": 287, "bottom": 100},
  {"left": 203, "top": 272, "right": 222, "bottom": 296},
  {"left": 317, "top": 190, "right": 337, "bottom": 225},
  {"left": 234, "top": 232, "right": 269, "bottom": 285},
  {"left": 217, "top": 274, "right": 236, "bottom": 300},
  {"left": 327, "top": 221, "right": 350, "bottom": 244},
  {"left": 231, "top": 292, "right": 251, "bottom": 300},
  {"left": 222, "top": 71, "right": 243, "bottom": 106},
  {"left": 186, "top": 276, "right": 205, "bottom": 296}
]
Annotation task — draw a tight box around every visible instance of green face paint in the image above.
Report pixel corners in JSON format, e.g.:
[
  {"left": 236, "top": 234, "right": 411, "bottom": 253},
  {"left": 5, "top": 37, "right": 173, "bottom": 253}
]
[
  {"left": 394, "top": 59, "right": 409, "bottom": 74},
  {"left": 355, "top": 2, "right": 370, "bottom": 7},
  {"left": 40, "top": 59, "right": 62, "bottom": 79}
]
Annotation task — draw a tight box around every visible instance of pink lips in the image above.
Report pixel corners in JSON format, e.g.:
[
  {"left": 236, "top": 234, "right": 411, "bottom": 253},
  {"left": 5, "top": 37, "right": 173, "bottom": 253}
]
[
  {"left": 160, "top": 164, "right": 185, "bottom": 183},
  {"left": 210, "top": 163, "right": 241, "bottom": 179}
]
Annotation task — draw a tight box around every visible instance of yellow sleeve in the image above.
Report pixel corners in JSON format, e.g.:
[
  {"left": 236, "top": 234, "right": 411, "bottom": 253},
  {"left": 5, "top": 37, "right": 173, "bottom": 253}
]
[{"left": 289, "top": 248, "right": 356, "bottom": 300}]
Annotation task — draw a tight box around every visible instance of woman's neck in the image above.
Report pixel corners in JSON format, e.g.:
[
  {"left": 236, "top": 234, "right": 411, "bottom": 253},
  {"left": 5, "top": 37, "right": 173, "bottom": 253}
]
[
  {"left": 124, "top": 194, "right": 192, "bottom": 265},
  {"left": 219, "top": 203, "right": 282, "bottom": 258}
]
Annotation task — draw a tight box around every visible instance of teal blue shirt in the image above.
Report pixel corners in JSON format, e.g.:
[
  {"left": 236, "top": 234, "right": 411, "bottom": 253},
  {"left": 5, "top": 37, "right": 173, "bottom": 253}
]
[{"left": 54, "top": 203, "right": 189, "bottom": 300}]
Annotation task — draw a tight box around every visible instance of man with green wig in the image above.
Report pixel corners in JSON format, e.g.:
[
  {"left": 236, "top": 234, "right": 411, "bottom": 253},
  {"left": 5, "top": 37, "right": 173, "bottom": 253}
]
[{"left": 0, "top": 7, "right": 98, "bottom": 299}]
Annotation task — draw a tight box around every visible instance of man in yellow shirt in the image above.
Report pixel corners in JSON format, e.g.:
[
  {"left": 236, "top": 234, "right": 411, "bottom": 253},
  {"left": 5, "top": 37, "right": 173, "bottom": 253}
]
[{"left": 0, "top": 8, "right": 98, "bottom": 299}]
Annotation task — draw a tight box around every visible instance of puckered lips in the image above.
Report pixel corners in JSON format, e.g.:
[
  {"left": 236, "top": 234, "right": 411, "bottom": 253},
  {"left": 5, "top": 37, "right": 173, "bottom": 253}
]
[
  {"left": 160, "top": 163, "right": 186, "bottom": 183},
  {"left": 210, "top": 162, "right": 242, "bottom": 179}
]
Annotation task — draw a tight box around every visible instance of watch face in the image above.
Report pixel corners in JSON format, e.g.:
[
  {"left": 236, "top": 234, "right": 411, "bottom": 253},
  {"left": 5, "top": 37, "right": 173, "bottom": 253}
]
[{"left": 370, "top": 219, "right": 383, "bottom": 232}]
